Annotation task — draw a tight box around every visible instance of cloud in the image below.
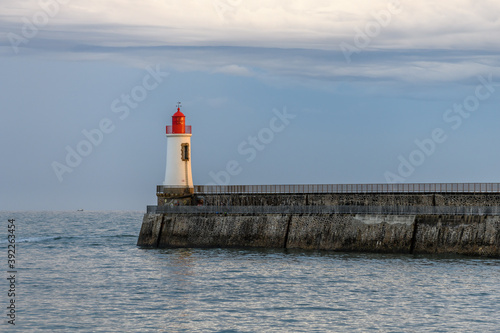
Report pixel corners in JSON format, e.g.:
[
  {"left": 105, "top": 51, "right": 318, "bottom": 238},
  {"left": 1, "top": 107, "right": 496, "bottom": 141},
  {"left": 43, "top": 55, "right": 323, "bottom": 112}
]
[
  {"left": 1, "top": 0, "right": 499, "bottom": 83},
  {"left": 3, "top": 0, "right": 499, "bottom": 48},
  {"left": 213, "top": 64, "right": 253, "bottom": 76}
]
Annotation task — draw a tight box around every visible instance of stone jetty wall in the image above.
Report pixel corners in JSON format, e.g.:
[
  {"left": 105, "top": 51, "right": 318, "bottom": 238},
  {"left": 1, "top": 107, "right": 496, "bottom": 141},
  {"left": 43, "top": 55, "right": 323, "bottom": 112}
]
[{"left": 139, "top": 193, "right": 500, "bottom": 257}]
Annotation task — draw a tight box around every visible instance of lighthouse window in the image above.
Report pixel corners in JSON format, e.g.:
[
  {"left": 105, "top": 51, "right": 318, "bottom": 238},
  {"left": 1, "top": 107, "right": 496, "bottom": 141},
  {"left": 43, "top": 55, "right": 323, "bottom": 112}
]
[{"left": 181, "top": 143, "right": 189, "bottom": 161}]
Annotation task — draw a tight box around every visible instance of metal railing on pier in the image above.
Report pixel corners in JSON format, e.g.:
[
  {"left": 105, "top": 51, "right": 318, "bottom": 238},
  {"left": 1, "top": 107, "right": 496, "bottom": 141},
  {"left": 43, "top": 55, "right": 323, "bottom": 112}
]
[
  {"left": 147, "top": 205, "right": 500, "bottom": 216},
  {"left": 189, "top": 183, "right": 500, "bottom": 195}
]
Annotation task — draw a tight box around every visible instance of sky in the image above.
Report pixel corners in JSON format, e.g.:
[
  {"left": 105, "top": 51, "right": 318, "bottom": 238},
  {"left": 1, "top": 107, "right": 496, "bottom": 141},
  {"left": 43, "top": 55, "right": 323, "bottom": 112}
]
[{"left": 1, "top": 0, "right": 500, "bottom": 211}]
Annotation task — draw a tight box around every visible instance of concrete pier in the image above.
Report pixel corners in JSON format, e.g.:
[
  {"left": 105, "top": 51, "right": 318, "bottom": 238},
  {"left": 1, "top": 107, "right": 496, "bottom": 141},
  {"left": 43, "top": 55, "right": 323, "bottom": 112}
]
[{"left": 138, "top": 192, "right": 500, "bottom": 257}]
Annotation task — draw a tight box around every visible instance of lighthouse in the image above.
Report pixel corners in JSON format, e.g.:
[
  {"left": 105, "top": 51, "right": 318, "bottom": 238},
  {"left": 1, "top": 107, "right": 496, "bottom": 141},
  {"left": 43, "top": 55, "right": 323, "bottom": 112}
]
[{"left": 163, "top": 102, "right": 193, "bottom": 193}]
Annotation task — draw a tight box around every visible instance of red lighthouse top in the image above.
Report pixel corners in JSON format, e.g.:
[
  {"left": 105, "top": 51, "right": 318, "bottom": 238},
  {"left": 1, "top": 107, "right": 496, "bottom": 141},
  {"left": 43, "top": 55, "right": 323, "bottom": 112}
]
[{"left": 166, "top": 102, "right": 191, "bottom": 134}]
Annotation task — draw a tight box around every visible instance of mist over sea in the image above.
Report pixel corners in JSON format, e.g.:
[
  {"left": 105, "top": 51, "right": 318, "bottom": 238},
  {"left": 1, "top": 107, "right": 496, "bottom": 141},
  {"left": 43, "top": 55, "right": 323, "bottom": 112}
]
[{"left": 1, "top": 211, "right": 499, "bottom": 332}]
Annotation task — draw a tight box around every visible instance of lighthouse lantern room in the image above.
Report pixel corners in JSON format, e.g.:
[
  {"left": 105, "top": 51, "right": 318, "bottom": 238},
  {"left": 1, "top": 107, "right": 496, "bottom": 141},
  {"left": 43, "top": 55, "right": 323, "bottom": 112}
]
[{"left": 162, "top": 102, "right": 193, "bottom": 195}]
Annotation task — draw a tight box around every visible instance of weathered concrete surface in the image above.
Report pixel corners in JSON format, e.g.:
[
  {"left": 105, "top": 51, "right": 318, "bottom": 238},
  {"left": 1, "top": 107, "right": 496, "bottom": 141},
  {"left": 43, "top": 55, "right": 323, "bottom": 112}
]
[
  {"left": 137, "top": 214, "right": 164, "bottom": 248},
  {"left": 201, "top": 193, "right": 500, "bottom": 207},
  {"left": 413, "top": 215, "right": 500, "bottom": 257},
  {"left": 154, "top": 214, "right": 288, "bottom": 248},
  {"left": 138, "top": 213, "right": 500, "bottom": 257},
  {"left": 285, "top": 214, "right": 415, "bottom": 253}
]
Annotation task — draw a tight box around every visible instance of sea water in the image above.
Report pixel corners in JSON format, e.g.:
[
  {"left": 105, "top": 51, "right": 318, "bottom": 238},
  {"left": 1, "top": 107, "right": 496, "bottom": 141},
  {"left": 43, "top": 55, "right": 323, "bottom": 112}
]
[{"left": 0, "top": 211, "right": 499, "bottom": 332}]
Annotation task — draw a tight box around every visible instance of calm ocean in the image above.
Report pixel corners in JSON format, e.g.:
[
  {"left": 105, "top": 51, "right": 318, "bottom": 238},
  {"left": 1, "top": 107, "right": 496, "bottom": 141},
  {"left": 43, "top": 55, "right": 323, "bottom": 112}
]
[{"left": 0, "top": 211, "right": 499, "bottom": 332}]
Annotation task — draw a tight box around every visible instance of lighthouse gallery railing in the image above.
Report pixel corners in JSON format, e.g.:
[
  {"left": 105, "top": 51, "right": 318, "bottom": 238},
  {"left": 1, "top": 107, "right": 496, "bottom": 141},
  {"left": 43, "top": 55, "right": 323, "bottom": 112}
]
[
  {"left": 166, "top": 125, "right": 192, "bottom": 134},
  {"left": 187, "top": 183, "right": 500, "bottom": 194}
]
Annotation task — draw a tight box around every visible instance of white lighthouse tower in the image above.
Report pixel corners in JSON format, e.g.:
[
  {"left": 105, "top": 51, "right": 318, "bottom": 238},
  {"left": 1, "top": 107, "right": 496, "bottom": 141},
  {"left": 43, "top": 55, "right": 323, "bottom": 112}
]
[{"left": 163, "top": 102, "right": 193, "bottom": 193}]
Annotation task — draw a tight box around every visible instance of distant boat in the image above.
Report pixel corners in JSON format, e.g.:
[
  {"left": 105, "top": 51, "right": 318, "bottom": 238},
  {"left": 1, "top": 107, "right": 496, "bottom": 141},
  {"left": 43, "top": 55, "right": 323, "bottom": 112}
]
[{"left": 77, "top": 209, "right": 84, "bottom": 212}]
